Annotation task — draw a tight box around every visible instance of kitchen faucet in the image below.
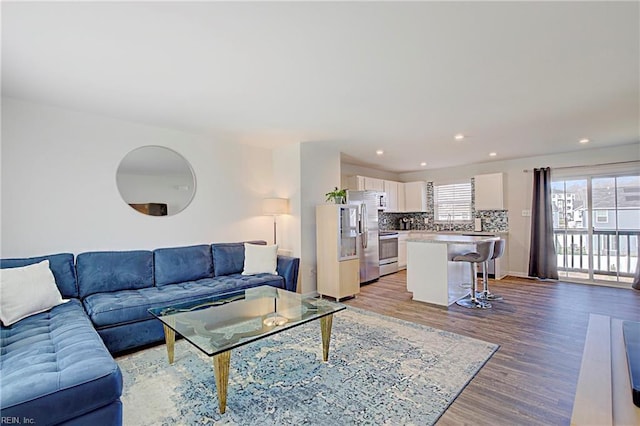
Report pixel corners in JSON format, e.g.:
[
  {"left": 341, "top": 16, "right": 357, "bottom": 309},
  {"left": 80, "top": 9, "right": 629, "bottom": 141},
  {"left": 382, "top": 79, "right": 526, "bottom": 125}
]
[{"left": 447, "top": 214, "right": 453, "bottom": 231}]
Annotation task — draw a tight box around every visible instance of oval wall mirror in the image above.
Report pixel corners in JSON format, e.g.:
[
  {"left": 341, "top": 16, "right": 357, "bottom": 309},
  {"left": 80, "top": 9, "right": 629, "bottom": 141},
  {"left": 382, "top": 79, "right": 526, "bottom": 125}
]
[{"left": 116, "top": 146, "right": 196, "bottom": 216}]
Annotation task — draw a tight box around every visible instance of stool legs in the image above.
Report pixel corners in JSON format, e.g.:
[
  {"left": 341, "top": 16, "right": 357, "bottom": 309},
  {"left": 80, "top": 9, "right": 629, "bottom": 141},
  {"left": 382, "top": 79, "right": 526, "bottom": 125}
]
[
  {"left": 477, "top": 261, "right": 503, "bottom": 301},
  {"left": 456, "top": 262, "right": 491, "bottom": 309}
]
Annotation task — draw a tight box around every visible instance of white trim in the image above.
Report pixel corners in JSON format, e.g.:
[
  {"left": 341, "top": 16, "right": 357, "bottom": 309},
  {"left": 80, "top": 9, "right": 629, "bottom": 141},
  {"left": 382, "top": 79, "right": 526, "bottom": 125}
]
[{"left": 551, "top": 161, "right": 640, "bottom": 180}]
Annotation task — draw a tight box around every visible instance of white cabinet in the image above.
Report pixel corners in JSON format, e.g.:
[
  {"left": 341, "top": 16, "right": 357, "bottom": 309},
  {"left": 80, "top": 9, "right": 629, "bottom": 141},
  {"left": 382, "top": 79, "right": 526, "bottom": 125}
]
[
  {"left": 494, "top": 236, "right": 509, "bottom": 279},
  {"left": 403, "top": 181, "right": 427, "bottom": 212},
  {"left": 397, "top": 231, "right": 409, "bottom": 269},
  {"left": 346, "top": 175, "right": 384, "bottom": 192},
  {"left": 364, "top": 177, "right": 384, "bottom": 191},
  {"left": 383, "top": 180, "right": 400, "bottom": 212},
  {"left": 347, "top": 175, "right": 422, "bottom": 212},
  {"left": 474, "top": 173, "right": 506, "bottom": 210},
  {"left": 347, "top": 175, "right": 366, "bottom": 191},
  {"left": 316, "top": 204, "right": 360, "bottom": 300}
]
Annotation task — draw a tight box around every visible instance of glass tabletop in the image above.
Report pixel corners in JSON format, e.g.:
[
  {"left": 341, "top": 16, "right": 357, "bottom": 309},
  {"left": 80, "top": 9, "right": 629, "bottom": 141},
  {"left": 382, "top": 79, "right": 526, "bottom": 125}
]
[{"left": 148, "top": 286, "right": 346, "bottom": 357}]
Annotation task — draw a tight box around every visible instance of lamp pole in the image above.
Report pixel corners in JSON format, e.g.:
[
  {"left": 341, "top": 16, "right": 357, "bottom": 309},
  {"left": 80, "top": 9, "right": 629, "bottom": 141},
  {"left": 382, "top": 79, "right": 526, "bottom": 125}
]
[{"left": 272, "top": 215, "right": 277, "bottom": 245}]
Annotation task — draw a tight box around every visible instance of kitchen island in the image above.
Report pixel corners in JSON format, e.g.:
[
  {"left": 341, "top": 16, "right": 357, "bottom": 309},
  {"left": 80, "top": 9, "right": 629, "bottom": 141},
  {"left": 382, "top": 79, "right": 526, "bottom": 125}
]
[{"left": 406, "top": 234, "right": 499, "bottom": 307}]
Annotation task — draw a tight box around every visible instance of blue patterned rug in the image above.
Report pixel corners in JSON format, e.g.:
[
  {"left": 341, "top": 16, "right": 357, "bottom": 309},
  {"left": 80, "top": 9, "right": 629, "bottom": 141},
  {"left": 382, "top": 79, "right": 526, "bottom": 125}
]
[{"left": 117, "top": 307, "right": 498, "bottom": 425}]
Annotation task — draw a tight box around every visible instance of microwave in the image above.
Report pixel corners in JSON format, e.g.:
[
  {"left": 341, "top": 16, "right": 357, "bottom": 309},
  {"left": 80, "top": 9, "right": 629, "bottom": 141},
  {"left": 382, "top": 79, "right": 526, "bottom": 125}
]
[{"left": 376, "top": 192, "right": 388, "bottom": 211}]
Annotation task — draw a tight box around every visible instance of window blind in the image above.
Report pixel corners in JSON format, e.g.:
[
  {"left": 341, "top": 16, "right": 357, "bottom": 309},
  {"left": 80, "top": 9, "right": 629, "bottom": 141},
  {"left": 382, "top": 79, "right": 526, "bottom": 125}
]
[{"left": 434, "top": 182, "right": 472, "bottom": 221}]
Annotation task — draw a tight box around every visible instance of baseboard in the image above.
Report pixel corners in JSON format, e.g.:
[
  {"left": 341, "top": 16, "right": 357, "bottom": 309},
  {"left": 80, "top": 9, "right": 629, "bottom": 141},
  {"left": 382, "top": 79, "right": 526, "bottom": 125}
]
[{"left": 507, "top": 271, "right": 530, "bottom": 279}]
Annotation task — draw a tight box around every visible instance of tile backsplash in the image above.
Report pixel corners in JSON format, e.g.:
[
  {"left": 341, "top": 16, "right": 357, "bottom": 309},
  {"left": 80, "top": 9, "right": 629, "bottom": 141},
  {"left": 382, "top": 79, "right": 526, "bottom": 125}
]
[{"left": 379, "top": 180, "right": 509, "bottom": 232}]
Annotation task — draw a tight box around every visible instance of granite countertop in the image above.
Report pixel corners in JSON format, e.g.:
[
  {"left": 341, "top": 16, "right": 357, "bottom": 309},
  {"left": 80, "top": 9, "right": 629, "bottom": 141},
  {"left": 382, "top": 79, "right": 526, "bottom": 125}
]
[
  {"left": 387, "top": 230, "right": 508, "bottom": 235},
  {"left": 406, "top": 234, "right": 500, "bottom": 244}
]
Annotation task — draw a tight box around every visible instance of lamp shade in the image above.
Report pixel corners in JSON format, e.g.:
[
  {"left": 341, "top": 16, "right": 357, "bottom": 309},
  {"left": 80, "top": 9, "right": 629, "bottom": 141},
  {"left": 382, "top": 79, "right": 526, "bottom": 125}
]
[{"left": 262, "top": 198, "right": 289, "bottom": 215}]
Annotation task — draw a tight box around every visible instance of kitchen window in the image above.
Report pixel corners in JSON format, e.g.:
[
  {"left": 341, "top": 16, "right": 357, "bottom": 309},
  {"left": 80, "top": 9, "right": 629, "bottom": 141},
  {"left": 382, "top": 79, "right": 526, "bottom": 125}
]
[{"left": 434, "top": 182, "right": 472, "bottom": 222}]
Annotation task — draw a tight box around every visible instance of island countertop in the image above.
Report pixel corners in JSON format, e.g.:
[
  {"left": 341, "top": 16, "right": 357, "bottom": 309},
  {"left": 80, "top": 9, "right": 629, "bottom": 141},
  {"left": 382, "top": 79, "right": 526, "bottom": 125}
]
[{"left": 407, "top": 234, "right": 499, "bottom": 244}]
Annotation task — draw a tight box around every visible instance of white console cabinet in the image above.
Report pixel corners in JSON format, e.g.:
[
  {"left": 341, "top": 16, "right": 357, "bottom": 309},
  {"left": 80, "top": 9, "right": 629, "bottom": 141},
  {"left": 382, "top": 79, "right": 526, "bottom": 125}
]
[{"left": 316, "top": 204, "right": 360, "bottom": 300}]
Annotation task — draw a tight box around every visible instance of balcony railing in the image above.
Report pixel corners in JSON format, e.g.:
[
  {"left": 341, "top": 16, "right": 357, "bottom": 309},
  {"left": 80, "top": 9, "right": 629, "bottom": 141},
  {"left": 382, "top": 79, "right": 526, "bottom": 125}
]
[{"left": 553, "top": 229, "right": 639, "bottom": 278}]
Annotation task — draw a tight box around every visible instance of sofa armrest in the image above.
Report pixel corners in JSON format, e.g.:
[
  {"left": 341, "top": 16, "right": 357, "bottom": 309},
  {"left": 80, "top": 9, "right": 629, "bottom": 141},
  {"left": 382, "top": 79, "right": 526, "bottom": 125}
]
[{"left": 276, "top": 255, "right": 300, "bottom": 292}]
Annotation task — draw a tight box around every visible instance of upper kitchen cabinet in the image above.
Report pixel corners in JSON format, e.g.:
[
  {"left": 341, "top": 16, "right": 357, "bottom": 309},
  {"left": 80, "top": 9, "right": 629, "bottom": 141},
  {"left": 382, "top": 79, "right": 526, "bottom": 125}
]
[
  {"left": 346, "top": 175, "right": 384, "bottom": 192},
  {"left": 404, "top": 181, "right": 427, "bottom": 212},
  {"left": 383, "top": 180, "right": 400, "bottom": 212},
  {"left": 474, "top": 173, "right": 506, "bottom": 210},
  {"left": 364, "top": 177, "right": 385, "bottom": 191}
]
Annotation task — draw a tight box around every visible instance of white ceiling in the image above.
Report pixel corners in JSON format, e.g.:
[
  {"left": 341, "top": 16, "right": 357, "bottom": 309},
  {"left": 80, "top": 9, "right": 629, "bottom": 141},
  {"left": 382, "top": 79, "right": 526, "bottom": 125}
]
[{"left": 2, "top": 1, "right": 639, "bottom": 173}]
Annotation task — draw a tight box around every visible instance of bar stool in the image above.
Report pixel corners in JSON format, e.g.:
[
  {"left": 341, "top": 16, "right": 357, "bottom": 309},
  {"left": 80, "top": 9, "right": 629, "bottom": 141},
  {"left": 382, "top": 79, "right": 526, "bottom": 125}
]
[
  {"left": 478, "top": 239, "right": 505, "bottom": 301},
  {"left": 454, "top": 240, "right": 494, "bottom": 309}
]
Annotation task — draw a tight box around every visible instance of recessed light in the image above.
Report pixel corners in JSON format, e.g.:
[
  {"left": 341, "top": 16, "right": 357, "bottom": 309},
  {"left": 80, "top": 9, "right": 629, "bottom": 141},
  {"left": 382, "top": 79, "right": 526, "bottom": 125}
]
[
  {"left": 454, "top": 134, "right": 465, "bottom": 141},
  {"left": 420, "top": 162, "right": 427, "bottom": 167},
  {"left": 376, "top": 150, "right": 384, "bottom": 155},
  {"left": 579, "top": 138, "right": 590, "bottom": 144},
  {"left": 489, "top": 152, "right": 497, "bottom": 157}
]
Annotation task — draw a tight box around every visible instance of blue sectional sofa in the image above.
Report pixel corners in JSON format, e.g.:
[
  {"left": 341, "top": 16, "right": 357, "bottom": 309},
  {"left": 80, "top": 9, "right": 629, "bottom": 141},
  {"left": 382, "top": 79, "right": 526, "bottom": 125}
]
[{"left": 0, "top": 241, "right": 300, "bottom": 426}]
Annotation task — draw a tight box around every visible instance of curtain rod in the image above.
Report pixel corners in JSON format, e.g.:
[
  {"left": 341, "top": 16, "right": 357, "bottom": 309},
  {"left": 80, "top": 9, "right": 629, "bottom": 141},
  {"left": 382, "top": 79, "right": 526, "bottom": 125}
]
[{"left": 522, "top": 160, "right": 640, "bottom": 173}]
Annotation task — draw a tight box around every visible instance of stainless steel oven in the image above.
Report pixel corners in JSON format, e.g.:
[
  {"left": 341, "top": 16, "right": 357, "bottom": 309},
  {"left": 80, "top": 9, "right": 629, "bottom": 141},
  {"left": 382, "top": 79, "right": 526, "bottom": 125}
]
[{"left": 379, "top": 231, "right": 399, "bottom": 276}]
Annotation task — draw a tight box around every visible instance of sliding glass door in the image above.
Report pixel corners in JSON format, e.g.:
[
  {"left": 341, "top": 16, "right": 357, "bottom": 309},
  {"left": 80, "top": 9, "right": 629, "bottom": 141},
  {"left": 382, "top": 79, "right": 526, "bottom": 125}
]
[
  {"left": 552, "top": 173, "right": 639, "bottom": 285},
  {"left": 591, "top": 176, "right": 640, "bottom": 282}
]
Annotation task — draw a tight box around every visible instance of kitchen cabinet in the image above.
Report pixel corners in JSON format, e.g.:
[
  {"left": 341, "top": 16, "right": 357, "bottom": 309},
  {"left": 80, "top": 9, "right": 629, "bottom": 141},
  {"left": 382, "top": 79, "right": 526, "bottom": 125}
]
[
  {"left": 316, "top": 204, "right": 360, "bottom": 300},
  {"left": 347, "top": 175, "right": 420, "bottom": 212},
  {"left": 346, "top": 175, "right": 385, "bottom": 192},
  {"left": 403, "top": 181, "right": 427, "bottom": 212},
  {"left": 474, "top": 173, "right": 506, "bottom": 210},
  {"left": 397, "top": 231, "right": 409, "bottom": 269},
  {"left": 383, "top": 180, "right": 400, "bottom": 212},
  {"left": 493, "top": 236, "right": 509, "bottom": 279},
  {"left": 347, "top": 175, "right": 366, "bottom": 191},
  {"left": 364, "top": 177, "right": 384, "bottom": 191}
]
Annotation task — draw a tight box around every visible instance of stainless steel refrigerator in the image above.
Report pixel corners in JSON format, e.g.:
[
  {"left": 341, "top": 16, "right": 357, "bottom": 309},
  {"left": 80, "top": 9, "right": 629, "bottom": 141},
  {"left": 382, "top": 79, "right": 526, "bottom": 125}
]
[{"left": 347, "top": 190, "right": 380, "bottom": 284}]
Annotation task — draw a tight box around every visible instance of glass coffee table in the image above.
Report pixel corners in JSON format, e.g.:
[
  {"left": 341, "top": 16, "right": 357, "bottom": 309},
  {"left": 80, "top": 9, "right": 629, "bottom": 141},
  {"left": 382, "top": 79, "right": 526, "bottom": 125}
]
[{"left": 148, "top": 286, "right": 346, "bottom": 414}]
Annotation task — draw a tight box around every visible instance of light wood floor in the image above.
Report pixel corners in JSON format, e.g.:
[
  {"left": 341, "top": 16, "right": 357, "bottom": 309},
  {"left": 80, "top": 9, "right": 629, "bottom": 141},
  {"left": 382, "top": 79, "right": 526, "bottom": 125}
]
[{"left": 343, "top": 270, "right": 640, "bottom": 425}]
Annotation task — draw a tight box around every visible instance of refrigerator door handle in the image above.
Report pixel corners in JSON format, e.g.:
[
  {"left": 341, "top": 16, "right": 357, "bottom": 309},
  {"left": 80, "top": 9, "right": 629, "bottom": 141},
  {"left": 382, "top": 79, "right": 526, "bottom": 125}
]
[{"left": 361, "top": 203, "right": 368, "bottom": 248}]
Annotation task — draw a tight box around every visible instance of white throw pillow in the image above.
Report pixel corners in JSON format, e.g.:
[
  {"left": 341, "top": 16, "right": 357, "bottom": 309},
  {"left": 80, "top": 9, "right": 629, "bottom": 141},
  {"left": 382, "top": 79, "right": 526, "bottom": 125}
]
[
  {"left": 242, "top": 243, "right": 278, "bottom": 276},
  {"left": 0, "top": 260, "right": 66, "bottom": 326}
]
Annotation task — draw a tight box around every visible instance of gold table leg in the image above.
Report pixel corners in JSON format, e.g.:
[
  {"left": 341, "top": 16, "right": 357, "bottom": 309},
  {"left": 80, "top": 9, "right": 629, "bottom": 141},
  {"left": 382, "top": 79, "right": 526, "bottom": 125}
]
[
  {"left": 320, "top": 314, "right": 334, "bottom": 362},
  {"left": 163, "top": 324, "right": 176, "bottom": 364},
  {"left": 212, "top": 351, "right": 231, "bottom": 414}
]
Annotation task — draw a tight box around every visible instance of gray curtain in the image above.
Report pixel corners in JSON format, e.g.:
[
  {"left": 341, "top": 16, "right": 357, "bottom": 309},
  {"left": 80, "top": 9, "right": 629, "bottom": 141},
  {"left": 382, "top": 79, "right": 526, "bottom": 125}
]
[{"left": 529, "top": 167, "right": 559, "bottom": 279}]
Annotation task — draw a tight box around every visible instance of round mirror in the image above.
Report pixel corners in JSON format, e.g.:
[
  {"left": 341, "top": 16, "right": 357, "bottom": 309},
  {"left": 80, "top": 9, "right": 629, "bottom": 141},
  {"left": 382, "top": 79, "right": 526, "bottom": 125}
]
[{"left": 116, "top": 146, "right": 196, "bottom": 216}]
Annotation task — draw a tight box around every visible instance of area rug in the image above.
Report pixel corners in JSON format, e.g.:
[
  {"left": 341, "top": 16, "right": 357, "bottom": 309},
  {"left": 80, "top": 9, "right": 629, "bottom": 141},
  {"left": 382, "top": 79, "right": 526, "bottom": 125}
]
[{"left": 116, "top": 307, "right": 498, "bottom": 425}]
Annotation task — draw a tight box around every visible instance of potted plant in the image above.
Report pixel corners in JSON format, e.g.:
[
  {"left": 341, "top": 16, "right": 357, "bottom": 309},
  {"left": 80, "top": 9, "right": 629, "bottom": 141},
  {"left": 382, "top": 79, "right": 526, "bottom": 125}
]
[{"left": 325, "top": 187, "right": 347, "bottom": 204}]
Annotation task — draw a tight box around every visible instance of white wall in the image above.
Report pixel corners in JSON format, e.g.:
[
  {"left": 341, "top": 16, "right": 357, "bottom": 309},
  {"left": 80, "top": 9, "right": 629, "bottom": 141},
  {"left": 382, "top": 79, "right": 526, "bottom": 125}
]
[
  {"left": 399, "top": 143, "right": 640, "bottom": 276},
  {"left": 271, "top": 142, "right": 342, "bottom": 294},
  {"left": 1, "top": 98, "right": 276, "bottom": 257},
  {"left": 272, "top": 143, "right": 302, "bottom": 258},
  {"left": 300, "top": 142, "right": 342, "bottom": 294}
]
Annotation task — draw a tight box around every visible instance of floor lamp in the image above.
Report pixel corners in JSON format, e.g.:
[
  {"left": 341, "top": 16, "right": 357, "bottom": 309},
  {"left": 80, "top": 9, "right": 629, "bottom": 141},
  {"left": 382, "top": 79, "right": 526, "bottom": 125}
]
[{"left": 262, "top": 198, "right": 289, "bottom": 244}]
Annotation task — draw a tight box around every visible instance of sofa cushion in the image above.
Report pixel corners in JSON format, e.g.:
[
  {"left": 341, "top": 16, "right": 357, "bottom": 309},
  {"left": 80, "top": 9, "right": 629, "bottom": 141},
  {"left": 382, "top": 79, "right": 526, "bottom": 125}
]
[
  {"left": 83, "top": 274, "right": 285, "bottom": 328},
  {"left": 1, "top": 253, "right": 77, "bottom": 298},
  {"left": 242, "top": 243, "right": 278, "bottom": 275},
  {"left": 0, "top": 299, "right": 122, "bottom": 425},
  {"left": 0, "top": 260, "right": 66, "bottom": 326},
  {"left": 154, "top": 244, "right": 213, "bottom": 286},
  {"left": 77, "top": 250, "right": 154, "bottom": 298},
  {"left": 212, "top": 240, "right": 266, "bottom": 276}
]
